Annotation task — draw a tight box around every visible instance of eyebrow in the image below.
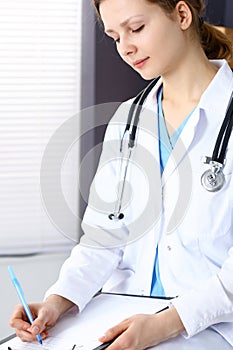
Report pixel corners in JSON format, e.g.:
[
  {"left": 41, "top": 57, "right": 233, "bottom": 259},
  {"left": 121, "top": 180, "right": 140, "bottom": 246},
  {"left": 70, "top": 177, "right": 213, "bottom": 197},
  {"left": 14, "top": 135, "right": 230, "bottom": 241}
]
[{"left": 105, "top": 15, "right": 144, "bottom": 34}]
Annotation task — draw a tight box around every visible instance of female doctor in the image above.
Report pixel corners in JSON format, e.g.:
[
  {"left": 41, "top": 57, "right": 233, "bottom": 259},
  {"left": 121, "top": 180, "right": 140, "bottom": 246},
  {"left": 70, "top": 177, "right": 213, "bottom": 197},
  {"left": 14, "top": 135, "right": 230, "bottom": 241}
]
[{"left": 10, "top": 0, "right": 233, "bottom": 349}]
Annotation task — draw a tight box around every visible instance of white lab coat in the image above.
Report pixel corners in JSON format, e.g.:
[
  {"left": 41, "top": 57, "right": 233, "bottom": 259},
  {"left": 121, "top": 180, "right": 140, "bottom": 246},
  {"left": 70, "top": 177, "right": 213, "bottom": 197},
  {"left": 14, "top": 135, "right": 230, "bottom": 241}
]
[{"left": 46, "top": 60, "right": 233, "bottom": 346}]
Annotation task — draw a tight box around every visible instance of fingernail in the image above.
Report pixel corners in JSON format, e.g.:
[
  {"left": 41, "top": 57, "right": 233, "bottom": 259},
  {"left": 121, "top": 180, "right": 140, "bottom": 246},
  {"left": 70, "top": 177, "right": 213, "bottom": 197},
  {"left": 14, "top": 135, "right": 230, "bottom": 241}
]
[{"left": 32, "top": 326, "right": 40, "bottom": 334}]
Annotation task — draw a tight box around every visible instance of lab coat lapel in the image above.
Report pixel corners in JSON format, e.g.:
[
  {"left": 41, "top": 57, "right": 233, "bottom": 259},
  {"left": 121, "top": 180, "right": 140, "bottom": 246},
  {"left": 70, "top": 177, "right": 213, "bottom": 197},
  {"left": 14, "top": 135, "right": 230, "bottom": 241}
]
[
  {"left": 161, "top": 107, "right": 201, "bottom": 185},
  {"left": 136, "top": 99, "right": 163, "bottom": 239},
  {"left": 159, "top": 108, "right": 202, "bottom": 235}
]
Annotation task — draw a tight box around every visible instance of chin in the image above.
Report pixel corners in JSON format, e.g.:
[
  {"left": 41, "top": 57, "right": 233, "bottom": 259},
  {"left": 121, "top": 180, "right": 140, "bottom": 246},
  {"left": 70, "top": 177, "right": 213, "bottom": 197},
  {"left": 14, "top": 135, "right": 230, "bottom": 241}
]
[
  {"left": 139, "top": 72, "right": 159, "bottom": 81},
  {"left": 135, "top": 68, "right": 160, "bottom": 81}
]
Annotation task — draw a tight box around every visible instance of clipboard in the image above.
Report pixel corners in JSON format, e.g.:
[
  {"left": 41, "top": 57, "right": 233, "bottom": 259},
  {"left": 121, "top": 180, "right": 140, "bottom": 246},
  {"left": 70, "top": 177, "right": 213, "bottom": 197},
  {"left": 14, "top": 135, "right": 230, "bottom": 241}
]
[{"left": 0, "top": 292, "right": 171, "bottom": 350}]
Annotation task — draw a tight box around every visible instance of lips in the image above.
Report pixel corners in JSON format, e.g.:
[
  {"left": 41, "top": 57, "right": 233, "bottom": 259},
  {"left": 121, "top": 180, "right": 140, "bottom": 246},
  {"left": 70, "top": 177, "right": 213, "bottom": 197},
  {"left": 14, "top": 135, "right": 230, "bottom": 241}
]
[{"left": 133, "top": 57, "right": 149, "bottom": 68}]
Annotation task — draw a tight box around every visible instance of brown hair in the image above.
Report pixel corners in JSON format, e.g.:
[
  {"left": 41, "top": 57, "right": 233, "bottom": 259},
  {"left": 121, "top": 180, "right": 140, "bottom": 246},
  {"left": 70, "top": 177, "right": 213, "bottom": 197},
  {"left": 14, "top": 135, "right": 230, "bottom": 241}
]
[{"left": 93, "top": 0, "right": 232, "bottom": 62}]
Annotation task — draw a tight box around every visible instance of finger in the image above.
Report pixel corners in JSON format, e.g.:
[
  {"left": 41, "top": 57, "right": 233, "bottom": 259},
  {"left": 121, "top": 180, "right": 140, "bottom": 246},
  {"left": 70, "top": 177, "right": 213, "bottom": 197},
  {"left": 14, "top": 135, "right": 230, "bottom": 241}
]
[
  {"left": 9, "top": 304, "right": 29, "bottom": 328},
  {"left": 10, "top": 304, "right": 44, "bottom": 334},
  {"left": 9, "top": 309, "right": 31, "bottom": 334},
  {"left": 106, "top": 332, "right": 132, "bottom": 350},
  {"left": 9, "top": 317, "right": 31, "bottom": 332},
  {"left": 99, "top": 322, "right": 128, "bottom": 343},
  {"left": 12, "top": 317, "right": 46, "bottom": 343},
  {"left": 15, "top": 328, "right": 48, "bottom": 343}
]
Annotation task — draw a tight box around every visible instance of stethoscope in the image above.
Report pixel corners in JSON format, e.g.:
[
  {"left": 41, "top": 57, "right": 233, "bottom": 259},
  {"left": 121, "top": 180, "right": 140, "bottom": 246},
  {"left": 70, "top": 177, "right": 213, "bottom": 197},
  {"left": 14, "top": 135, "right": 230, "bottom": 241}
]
[
  {"left": 201, "top": 93, "right": 233, "bottom": 191},
  {"left": 109, "top": 78, "right": 233, "bottom": 221}
]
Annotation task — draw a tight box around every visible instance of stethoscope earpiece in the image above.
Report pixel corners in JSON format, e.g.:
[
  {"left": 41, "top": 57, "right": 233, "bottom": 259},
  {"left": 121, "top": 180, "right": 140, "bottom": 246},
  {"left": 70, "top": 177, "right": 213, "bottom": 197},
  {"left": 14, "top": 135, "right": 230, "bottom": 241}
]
[
  {"left": 108, "top": 213, "right": 124, "bottom": 221},
  {"left": 108, "top": 214, "right": 114, "bottom": 220}
]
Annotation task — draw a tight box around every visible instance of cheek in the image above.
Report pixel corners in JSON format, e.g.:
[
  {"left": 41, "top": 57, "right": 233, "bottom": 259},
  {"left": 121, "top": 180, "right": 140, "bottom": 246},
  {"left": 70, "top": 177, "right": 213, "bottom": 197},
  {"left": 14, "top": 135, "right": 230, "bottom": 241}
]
[{"left": 151, "top": 29, "right": 183, "bottom": 61}]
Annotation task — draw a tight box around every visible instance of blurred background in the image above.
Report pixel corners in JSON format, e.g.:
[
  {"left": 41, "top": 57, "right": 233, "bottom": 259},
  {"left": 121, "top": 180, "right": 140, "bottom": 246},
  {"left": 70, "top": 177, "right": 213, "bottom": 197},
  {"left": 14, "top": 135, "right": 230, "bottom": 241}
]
[{"left": 0, "top": 0, "right": 233, "bottom": 340}]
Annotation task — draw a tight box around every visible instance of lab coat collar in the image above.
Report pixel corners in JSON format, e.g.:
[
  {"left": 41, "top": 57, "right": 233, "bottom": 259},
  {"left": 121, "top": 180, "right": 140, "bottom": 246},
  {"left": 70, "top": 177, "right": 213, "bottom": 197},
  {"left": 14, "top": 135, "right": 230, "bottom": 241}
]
[
  {"left": 141, "top": 77, "right": 162, "bottom": 113},
  {"left": 198, "top": 59, "right": 233, "bottom": 116},
  {"left": 144, "top": 59, "right": 233, "bottom": 114}
]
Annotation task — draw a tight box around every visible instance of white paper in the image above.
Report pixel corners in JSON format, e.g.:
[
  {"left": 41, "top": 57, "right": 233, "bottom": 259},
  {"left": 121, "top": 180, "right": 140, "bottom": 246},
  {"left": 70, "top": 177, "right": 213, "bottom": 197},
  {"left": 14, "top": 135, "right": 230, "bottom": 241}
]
[{"left": 1, "top": 293, "right": 169, "bottom": 350}]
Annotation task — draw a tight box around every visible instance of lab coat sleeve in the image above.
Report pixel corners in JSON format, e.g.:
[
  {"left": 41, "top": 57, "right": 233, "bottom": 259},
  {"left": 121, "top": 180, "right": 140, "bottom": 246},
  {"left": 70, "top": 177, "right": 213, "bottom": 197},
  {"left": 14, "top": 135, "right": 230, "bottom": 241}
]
[
  {"left": 44, "top": 244, "right": 122, "bottom": 312},
  {"left": 172, "top": 245, "right": 233, "bottom": 339},
  {"left": 45, "top": 102, "right": 132, "bottom": 311}
]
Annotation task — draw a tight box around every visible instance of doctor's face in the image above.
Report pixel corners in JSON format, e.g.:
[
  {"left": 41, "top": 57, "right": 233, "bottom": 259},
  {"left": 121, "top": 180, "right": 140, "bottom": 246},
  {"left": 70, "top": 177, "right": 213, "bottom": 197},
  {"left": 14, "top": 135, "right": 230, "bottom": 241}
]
[{"left": 99, "top": 0, "right": 188, "bottom": 80}]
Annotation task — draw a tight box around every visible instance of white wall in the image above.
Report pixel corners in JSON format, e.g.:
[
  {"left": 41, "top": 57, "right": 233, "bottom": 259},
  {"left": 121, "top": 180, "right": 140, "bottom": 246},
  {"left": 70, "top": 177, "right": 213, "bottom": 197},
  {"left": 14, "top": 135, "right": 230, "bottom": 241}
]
[{"left": 0, "top": 251, "right": 70, "bottom": 340}]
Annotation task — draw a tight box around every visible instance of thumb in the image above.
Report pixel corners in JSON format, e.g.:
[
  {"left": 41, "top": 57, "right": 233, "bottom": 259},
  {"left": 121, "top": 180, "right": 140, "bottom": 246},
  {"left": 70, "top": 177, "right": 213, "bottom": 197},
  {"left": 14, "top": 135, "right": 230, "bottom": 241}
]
[{"left": 27, "top": 318, "right": 46, "bottom": 335}]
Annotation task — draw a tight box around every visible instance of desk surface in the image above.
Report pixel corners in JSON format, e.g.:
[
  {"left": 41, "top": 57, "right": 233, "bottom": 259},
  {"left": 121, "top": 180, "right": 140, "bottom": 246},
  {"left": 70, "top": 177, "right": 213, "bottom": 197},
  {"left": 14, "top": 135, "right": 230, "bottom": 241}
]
[{"left": 0, "top": 293, "right": 232, "bottom": 350}]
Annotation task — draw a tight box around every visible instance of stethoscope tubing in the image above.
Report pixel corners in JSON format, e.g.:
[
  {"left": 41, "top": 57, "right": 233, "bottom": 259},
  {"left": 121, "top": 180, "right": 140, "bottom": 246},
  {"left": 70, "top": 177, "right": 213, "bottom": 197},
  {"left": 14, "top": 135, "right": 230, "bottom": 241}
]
[
  {"left": 212, "top": 94, "right": 233, "bottom": 164},
  {"left": 124, "top": 77, "right": 160, "bottom": 149},
  {"left": 109, "top": 78, "right": 233, "bottom": 220},
  {"left": 110, "top": 78, "right": 160, "bottom": 220},
  {"left": 111, "top": 147, "right": 132, "bottom": 220}
]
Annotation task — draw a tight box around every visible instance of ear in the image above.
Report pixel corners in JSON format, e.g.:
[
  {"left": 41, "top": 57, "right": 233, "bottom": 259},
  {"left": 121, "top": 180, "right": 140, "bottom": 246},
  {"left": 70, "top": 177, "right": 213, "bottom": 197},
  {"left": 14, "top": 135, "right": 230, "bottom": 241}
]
[{"left": 175, "top": 1, "right": 193, "bottom": 31}]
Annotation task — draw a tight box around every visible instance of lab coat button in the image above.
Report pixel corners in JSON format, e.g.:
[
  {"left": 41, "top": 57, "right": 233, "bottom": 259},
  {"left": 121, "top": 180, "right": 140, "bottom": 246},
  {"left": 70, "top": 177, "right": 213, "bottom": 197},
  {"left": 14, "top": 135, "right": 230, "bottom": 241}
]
[{"left": 167, "top": 245, "right": 172, "bottom": 251}]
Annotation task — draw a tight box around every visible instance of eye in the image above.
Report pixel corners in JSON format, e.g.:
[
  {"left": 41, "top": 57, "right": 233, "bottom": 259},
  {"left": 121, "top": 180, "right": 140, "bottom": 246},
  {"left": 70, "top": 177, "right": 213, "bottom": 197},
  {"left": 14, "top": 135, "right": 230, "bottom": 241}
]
[{"left": 132, "top": 25, "right": 145, "bottom": 33}]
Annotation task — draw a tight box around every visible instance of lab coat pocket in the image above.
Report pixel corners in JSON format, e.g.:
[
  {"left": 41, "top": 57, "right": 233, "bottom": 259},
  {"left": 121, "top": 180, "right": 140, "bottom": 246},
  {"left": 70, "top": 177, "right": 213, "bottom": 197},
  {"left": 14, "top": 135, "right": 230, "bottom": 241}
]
[{"left": 187, "top": 168, "right": 233, "bottom": 241}]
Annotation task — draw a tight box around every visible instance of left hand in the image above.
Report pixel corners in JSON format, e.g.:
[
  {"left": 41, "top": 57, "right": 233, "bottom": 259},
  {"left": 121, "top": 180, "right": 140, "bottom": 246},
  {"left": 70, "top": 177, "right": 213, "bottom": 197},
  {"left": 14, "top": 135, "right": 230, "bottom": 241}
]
[{"left": 98, "top": 307, "right": 185, "bottom": 350}]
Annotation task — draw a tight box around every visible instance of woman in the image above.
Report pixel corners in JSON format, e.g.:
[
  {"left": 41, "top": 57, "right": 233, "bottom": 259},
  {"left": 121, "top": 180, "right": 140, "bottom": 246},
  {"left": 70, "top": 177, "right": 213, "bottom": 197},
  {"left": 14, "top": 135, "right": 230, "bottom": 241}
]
[{"left": 10, "top": 0, "right": 233, "bottom": 348}]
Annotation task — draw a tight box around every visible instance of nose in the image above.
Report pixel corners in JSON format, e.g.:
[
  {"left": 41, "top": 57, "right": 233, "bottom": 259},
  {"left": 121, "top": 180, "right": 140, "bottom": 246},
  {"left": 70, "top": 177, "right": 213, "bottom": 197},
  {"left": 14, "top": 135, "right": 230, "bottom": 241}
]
[{"left": 117, "top": 36, "right": 136, "bottom": 58}]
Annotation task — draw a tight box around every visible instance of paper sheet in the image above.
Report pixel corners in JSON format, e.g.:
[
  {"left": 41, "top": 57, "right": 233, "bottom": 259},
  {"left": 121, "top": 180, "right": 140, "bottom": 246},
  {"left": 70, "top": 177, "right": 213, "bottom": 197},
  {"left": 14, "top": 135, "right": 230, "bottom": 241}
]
[
  {"left": 0, "top": 335, "right": 99, "bottom": 350},
  {"left": 1, "top": 293, "right": 169, "bottom": 350}
]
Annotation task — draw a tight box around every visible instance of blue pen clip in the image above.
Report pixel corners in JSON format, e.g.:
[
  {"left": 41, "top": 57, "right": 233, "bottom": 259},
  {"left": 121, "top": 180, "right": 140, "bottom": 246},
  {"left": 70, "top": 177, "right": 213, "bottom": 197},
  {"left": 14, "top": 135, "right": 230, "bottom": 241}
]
[{"left": 8, "top": 266, "right": 43, "bottom": 345}]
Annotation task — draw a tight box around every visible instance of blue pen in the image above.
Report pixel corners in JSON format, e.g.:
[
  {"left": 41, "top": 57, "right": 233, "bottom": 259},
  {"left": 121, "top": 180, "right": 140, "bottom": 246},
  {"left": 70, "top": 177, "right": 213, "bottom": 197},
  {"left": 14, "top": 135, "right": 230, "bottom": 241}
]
[{"left": 8, "top": 266, "right": 43, "bottom": 345}]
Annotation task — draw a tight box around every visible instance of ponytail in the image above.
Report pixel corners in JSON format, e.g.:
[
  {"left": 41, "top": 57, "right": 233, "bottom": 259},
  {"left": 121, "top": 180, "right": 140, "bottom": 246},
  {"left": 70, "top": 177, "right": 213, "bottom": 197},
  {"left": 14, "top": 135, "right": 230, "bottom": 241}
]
[{"left": 200, "top": 22, "right": 233, "bottom": 62}]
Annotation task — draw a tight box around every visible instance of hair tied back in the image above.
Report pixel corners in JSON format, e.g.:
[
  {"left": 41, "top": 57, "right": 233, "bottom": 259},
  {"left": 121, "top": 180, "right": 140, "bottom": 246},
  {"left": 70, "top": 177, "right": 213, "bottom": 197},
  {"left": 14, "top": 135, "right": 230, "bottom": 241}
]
[{"left": 199, "top": 16, "right": 204, "bottom": 27}]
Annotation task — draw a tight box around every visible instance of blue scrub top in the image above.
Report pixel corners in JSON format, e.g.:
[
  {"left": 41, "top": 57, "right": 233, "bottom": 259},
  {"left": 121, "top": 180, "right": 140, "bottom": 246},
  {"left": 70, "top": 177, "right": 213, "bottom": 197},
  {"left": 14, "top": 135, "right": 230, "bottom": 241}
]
[{"left": 150, "top": 86, "right": 195, "bottom": 297}]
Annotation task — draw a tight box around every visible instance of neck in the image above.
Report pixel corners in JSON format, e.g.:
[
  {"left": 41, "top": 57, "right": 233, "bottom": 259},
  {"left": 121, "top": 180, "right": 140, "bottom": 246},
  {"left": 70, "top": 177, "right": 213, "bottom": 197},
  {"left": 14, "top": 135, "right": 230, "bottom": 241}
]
[{"left": 161, "top": 50, "right": 218, "bottom": 105}]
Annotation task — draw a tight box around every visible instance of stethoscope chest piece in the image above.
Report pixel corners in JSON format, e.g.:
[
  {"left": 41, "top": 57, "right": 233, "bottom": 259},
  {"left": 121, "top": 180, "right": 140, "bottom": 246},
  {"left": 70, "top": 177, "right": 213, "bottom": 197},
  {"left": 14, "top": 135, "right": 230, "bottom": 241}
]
[
  {"left": 201, "top": 161, "right": 225, "bottom": 192},
  {"left": 200, "top": 92, "right": 233, "bottom": 192}
]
